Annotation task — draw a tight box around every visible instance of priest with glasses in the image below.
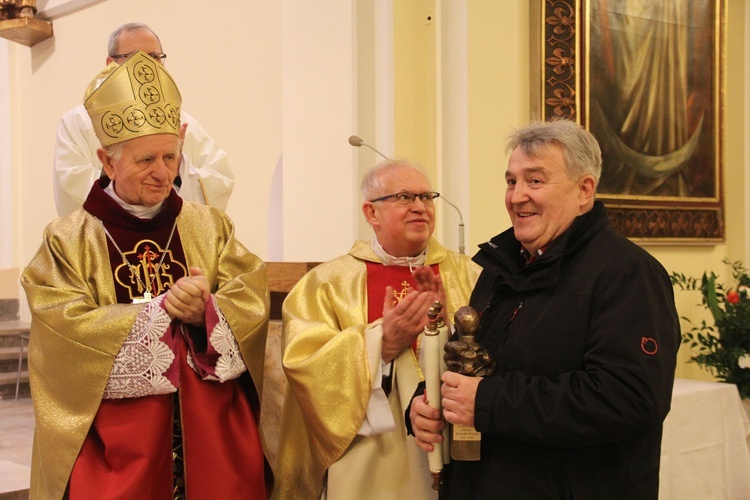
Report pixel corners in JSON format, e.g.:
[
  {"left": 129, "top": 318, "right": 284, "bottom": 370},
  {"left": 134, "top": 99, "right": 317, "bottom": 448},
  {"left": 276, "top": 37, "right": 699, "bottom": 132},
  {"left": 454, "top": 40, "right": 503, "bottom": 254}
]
[{"left": 274, "top": 159, "right": 480, "bottom": 499}]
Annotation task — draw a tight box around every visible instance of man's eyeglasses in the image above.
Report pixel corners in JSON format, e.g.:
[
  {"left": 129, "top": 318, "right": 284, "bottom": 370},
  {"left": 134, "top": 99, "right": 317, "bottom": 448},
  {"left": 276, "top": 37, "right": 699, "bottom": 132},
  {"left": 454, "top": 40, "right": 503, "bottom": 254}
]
[
  {"left": 110, "top": 52, "right": 167, "bottom": 62},
  {"left": 369, "top": 192, "right": 440, "bottom": 206}
]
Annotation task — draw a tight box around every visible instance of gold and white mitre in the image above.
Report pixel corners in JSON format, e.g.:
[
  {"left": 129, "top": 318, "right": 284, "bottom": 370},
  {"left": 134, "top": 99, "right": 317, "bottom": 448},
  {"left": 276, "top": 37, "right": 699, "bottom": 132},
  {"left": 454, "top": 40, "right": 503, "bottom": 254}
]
[{"left": 83, "top": 50, "right": 182, "bottom": 147}]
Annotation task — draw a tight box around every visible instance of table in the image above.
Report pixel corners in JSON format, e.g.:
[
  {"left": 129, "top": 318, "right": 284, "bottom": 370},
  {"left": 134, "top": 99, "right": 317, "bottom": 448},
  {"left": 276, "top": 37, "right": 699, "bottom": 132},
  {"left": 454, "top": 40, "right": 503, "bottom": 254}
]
[{"left": 659, "top": 379, "right": 750, "bottom": 499}]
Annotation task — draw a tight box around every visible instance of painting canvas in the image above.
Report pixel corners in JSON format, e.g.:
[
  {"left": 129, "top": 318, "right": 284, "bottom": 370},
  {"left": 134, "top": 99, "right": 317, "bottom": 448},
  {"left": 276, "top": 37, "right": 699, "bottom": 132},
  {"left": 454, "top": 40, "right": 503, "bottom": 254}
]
[{"left": 531, "top": 0, "right": 725, "bottom": 242}]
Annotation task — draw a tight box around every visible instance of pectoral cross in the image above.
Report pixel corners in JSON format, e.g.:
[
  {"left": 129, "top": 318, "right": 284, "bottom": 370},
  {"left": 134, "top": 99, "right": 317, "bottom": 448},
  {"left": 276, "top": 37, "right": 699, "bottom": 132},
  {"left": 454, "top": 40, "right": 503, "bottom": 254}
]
[{"left": 132, "top": 291, "right": 152, "bottom": 304}]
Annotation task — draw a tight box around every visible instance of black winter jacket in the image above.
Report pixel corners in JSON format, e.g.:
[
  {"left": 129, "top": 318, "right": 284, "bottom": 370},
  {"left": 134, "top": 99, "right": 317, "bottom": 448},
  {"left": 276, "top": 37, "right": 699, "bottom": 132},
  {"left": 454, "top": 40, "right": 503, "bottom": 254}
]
[{"left": 443, "top": 201, "right": 680, "bottom": 499}]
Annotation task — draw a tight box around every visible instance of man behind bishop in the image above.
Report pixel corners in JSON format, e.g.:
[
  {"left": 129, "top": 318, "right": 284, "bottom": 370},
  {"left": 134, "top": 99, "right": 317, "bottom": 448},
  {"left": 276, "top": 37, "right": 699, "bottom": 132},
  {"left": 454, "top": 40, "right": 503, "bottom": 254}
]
[{"left": 22, "top": 51, "right": 270, "bottom": 499}]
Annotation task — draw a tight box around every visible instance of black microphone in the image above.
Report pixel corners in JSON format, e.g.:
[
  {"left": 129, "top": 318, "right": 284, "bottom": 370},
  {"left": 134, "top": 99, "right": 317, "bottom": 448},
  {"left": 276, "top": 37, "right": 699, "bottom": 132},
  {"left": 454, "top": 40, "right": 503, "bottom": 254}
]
[{"left": 349, "top": 135, "right": 466, "bottom": 254}]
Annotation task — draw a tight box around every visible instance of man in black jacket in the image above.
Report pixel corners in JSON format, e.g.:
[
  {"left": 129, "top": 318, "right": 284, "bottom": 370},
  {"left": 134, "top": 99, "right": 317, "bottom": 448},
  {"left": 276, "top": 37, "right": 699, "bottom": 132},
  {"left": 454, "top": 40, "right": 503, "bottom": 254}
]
[{"left": 409, "top": 120, "right": 680, "bottom": 499}]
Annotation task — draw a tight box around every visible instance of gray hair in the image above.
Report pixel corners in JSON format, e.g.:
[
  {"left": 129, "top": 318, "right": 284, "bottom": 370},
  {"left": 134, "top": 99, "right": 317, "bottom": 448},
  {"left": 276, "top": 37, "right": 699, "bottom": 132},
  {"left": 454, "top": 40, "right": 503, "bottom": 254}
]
[
  {"left": 107, "top": 22, "right": 162, "bottom": 57},
  {"left": 506, "top": 120, "right": 602, "bottom": 185},
  {"left": 102, "top": 141, "right": 125, "bottom": 162},
  {"left": 360, "top": 159, "right": 431, "bottom": 200}
]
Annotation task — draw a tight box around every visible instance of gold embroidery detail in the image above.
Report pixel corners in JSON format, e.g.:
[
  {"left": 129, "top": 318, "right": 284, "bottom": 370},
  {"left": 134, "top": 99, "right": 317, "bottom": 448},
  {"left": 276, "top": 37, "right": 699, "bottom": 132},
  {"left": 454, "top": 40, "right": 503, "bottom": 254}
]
[{"left": 392, "top": 280, "right": 411, "bottom": 306}]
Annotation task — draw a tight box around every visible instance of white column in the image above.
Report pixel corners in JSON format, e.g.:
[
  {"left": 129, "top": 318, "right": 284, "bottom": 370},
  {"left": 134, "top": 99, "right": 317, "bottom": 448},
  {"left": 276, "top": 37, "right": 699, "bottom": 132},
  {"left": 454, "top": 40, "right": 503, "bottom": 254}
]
[
  {"left": 746, "top": 1, "right": 750, "bottom": 264},
  {"left": 281, "top": 0, "right": 358, "bottom": 261},
  {"left": 0, "top": 39, "right": 12, "bottom": 269},
  {"left": 437, "top": 0, "right": 470, "bottom": 255},
  {"left": 354, "top": 0, "right": 394, "bottom": 242}
]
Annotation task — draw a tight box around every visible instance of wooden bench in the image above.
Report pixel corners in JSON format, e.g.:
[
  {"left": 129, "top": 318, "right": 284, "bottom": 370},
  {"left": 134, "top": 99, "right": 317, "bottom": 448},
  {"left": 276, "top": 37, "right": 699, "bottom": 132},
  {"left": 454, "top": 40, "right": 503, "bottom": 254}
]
[
  {"left": 260, "top": 262, "right": 320, "bottom": 471},
  {"left": 266, "top": 262, "right": 321, "bottom": 320}
]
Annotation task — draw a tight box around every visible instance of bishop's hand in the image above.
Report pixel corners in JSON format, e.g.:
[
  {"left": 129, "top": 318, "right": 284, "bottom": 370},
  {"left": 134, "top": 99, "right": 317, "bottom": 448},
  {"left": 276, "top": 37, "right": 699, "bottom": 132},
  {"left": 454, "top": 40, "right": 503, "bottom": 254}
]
[{"left": 163, "top": 266, "right": 210, "bottom": 326}]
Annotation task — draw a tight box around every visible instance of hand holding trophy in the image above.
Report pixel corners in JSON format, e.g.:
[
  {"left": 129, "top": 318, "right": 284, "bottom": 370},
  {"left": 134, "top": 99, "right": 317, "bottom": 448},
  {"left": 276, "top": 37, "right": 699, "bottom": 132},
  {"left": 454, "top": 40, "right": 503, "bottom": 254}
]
[{"left": 444, "top": 305, "right": 495, "bottom": 460}]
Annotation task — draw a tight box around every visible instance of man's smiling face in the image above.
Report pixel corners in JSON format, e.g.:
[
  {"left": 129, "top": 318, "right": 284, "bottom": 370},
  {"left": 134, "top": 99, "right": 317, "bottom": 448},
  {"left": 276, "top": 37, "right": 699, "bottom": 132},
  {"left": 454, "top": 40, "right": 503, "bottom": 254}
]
[{"left": 504, "top": 144, "right": 591, "bottom": 254}]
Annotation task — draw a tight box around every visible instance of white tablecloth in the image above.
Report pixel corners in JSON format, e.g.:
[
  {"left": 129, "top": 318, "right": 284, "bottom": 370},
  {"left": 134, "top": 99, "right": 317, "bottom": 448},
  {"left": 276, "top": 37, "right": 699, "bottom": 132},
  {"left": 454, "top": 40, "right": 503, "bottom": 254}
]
[{"left": 659, "top": 378, "right": 750, "bottom": 499}]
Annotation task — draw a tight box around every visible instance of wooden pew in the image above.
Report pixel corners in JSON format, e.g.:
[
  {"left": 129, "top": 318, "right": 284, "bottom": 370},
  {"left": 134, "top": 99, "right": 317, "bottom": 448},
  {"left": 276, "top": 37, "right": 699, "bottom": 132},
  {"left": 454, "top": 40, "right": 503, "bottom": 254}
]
[{"left": 260, "top": 262, "right": 320, "bottom": 472}]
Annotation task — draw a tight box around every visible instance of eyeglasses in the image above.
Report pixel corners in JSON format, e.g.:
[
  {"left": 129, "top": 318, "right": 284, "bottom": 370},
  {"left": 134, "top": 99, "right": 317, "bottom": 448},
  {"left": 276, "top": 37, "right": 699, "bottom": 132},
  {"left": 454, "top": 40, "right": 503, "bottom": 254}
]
[
  {"left": 369, "top": 191, "right": 440, "bottom": 206},
  {"left": 110, "top": 52, "right": 167, "bottom": 62}
]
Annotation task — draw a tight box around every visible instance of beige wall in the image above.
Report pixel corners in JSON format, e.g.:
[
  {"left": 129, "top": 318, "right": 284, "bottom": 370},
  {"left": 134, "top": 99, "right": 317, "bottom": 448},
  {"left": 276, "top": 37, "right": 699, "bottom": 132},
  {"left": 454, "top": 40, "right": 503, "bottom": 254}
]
[
  {"left": 0, "top": 268, "right": 19, "bottom": 299},
  {"left": 466, "top": 0, "right": 523, "bottom": 247}
]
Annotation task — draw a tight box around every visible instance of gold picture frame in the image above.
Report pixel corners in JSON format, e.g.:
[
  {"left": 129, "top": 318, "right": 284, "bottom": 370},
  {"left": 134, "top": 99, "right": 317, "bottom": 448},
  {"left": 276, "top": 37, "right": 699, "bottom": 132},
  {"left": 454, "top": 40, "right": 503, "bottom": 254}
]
[{"left": 531, "top": 0, "right": 725, "bottom": 242}]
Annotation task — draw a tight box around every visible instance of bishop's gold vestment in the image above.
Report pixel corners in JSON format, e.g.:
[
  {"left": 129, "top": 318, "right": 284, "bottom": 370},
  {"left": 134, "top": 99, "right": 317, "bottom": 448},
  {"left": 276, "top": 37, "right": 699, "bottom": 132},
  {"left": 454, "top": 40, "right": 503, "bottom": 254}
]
[{"left": 21, "top": 201, "right": 269, "bottom": 499}]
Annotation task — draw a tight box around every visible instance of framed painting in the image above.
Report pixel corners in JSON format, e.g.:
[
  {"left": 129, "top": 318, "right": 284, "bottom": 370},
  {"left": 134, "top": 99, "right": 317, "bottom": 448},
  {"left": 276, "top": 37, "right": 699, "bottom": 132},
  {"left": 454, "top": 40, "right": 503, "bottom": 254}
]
[{"left": 530, "top": 0, "right": 725, "bottom": 242}]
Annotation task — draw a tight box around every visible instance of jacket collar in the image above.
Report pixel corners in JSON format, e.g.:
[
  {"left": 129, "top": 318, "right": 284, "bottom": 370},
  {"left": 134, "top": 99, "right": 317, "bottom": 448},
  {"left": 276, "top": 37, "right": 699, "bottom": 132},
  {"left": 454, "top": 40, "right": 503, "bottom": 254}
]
[{"left": 473, "top": 201, "right": 609, "bottom": 290}]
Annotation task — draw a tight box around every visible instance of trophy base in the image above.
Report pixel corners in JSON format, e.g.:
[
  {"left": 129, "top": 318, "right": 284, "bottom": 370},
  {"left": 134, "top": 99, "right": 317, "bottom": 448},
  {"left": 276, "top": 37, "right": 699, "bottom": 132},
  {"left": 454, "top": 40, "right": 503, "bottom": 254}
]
[{"left": 451, "top": 424, "right": 481, "bottom": 461}]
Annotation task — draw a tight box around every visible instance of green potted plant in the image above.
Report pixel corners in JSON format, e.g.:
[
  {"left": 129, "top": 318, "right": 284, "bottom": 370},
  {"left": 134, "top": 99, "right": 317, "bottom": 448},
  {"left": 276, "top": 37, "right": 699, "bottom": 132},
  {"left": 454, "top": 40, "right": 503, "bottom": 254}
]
[{"left": 671, "top": 259, "right": 750, "bottom": 400}]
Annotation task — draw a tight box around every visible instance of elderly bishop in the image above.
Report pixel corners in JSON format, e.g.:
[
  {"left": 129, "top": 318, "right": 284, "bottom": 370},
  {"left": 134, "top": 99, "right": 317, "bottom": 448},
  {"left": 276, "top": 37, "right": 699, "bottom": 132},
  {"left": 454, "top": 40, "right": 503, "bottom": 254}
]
[{"left": 22, "top": 51, "right": 270, "bottom": 499}]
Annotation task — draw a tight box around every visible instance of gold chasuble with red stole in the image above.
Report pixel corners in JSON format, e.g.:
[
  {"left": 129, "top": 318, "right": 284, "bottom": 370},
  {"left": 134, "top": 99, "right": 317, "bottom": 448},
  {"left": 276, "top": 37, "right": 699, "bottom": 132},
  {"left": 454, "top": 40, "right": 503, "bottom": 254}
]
[
  {"left": 365, "top": 261, "right": 439, "bottom": 355},
  {"left": 22, "top": 178, "right": 270, "bottom": 500},
  {"left": 275, "top": 239, "right": 481, "bottom": 500}
]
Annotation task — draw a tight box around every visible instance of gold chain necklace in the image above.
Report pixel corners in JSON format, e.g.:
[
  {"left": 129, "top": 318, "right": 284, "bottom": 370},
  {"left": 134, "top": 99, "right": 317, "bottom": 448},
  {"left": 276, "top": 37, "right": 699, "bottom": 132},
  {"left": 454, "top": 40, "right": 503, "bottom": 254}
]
[{"left": 95, "top": 217, "right": 178, "bottom": 304}]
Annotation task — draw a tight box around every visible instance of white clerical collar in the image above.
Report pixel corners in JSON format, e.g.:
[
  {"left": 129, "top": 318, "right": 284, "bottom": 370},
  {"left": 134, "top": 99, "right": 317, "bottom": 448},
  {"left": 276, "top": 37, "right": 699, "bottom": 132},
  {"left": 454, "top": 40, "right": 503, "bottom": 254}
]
[
  {"left": 105, "top": 182, "right": 163, "bottom": 219},
  {"left": 371, "top": 239, "right": 428, "bottom": 272}
]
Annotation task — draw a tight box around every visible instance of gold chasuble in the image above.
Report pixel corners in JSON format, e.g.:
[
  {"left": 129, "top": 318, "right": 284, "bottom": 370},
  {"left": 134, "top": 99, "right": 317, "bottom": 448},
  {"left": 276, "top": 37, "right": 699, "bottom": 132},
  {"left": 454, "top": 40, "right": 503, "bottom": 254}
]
[
  {"left": 274, "top": 239, "right": 480, "bottom": 499},
  {"left": 22, "top": 182, "right": 270, "bottom": 499}
]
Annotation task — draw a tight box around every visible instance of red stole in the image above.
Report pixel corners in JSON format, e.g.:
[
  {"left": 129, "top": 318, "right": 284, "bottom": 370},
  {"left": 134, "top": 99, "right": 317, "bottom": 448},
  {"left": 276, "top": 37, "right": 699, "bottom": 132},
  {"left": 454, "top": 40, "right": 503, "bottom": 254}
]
[
  {"left": 365, "top": 261, "right": 440, "bottom": 354},
  {"left": 69, "top": 336, "right": 266, "bottom": 499}
]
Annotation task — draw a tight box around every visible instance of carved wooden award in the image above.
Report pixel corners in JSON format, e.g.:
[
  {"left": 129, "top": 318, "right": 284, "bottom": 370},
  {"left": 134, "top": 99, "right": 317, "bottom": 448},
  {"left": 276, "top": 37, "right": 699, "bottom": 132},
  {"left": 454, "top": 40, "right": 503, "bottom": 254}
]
[{"left": 444, "top": 305, "right": 495, "bottom": 460}]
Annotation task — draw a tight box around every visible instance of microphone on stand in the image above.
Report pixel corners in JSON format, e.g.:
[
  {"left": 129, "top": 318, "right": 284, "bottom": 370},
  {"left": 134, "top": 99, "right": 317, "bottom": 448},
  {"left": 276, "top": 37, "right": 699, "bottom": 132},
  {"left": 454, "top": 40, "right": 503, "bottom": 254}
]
[
  {"left": 439, "top": 196, "right": 465, "bottom": 255},
  {"left": 349, "top": 135, "right": 466, "bottom": 254},
  {"left": 349, "top": 135, "right": 389, "bottom": 161}
]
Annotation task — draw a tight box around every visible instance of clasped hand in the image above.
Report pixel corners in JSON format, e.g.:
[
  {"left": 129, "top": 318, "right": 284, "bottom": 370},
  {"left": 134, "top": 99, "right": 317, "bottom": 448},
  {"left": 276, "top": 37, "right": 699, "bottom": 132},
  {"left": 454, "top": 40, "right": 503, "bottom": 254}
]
[{"left": 163, "top": 266, "right": 210, "bottom": 326}]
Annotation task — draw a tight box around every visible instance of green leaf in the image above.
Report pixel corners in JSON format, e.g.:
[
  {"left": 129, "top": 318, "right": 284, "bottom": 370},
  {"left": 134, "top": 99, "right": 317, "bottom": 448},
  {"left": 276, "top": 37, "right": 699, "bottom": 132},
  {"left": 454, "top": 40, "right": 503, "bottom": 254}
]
[{"left": 702, "top": 273, "right": 725, "bottom": 322}]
